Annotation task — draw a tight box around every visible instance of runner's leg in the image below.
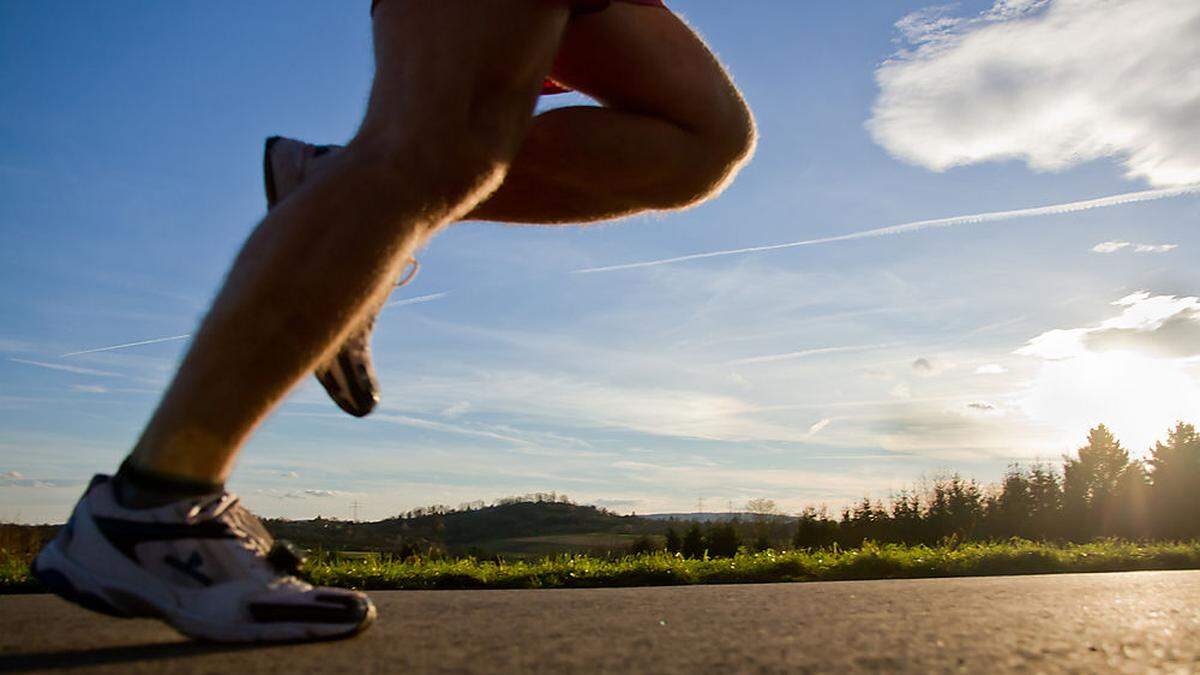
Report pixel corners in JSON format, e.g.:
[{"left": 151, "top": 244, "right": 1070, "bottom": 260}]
[
  {"left": 286, "top": 3, "right": 754, "bottom": 227},
  {"left": 469, "top": 2, "right": 756, "bottom": 223},
  {"left": 128, "top": 0, "right": 569, "bottom": 482}
]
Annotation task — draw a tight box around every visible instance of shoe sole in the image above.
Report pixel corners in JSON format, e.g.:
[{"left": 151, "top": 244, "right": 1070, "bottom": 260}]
[
  {"left": 263, "top": 135, "right": 283, "bottom": 208},
  {"left": 33, "top": 541, "right": 375, "bottom": 643}
]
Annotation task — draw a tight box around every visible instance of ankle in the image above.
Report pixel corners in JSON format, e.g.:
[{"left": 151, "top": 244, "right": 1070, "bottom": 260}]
[{"left": 113, "top": 457, "right": 224, "bottom": 509}]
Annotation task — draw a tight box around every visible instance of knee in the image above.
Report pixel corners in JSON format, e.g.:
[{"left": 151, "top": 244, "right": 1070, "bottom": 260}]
[
  {"left": 348, "top": 130, "right": 512, "bottom": 210},
  {"left": 350, "top": 94, "right": 537, "bottom": 209},
  {"left": 658, "top": 102, "right": 757, "bottom": 210}
]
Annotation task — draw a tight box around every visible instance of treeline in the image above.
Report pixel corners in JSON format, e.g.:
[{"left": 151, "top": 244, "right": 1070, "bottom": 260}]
[
  {"left": 395, "top": 492, "right": 575, "bottom": 520},
  {"left": 655, "top": 422, "right": 1199, "bottom": 558},
  {"left": 795, "top": 422, "right": 1200, "bottom": 549}
]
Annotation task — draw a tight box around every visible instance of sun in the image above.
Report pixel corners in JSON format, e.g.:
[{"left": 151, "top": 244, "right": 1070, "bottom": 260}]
[{"left": 1019, "top": 350, "right": 1200, "bottom": 455}]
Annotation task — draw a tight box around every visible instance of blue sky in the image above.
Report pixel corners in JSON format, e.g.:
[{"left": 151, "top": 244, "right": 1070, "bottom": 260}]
[{"left": 2, "top": 0, "right": 1198, "bottom": 522}]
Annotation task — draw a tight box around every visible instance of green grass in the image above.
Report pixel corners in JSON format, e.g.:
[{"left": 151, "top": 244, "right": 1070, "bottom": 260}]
[
  {"left": 309, "top": 539, "right": 1200, "bottom": 590},
  {"left": 4, "top": 540, "right": 1198, "bottom": 594}
]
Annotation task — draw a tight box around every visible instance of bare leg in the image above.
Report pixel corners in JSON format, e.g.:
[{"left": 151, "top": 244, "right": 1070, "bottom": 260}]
[
  {"left": 297, "top": 5, "right": 755, "bottom": 227},
  {"left": 470, "top": 4, "right": 756, "bottom": 223},
  {"left": 129, "top": 0, "right": 570, "bottom": 482},
  {"left": 289, "top": 4, "right": 754, "bottom": 421}
]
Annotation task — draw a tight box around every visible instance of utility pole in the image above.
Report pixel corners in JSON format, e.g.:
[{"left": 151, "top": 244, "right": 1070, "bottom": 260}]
[
  {"left": 697, "top": 497, "right": 704, "bottom": 514},
  {"left": 350, "top": 500, "right": 361, "bottom": 522}
]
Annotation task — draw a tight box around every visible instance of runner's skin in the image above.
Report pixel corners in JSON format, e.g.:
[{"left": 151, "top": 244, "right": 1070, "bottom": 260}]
[{"left": 129, "top": 0, "right": 756, "bottom": 482}]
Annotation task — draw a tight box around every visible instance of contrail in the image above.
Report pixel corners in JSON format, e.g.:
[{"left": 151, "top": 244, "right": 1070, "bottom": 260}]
[
  {"left": 573, "top": 183, "right": 1200, "bottom": 274},
  {"left": 61, "top": 334, "right": 193, "bottom": 357},
  {"left": 9, "top": 358, "right": 120, "bottom": 377},
  {"left": 61, "top": 293, "right": 450, "bottom": 357},
  {"left": 384, "top": 292, "right": 450, "bottom": 309},
  {"left": 724, "top": 343, "right": 893, "bottom": 366}
]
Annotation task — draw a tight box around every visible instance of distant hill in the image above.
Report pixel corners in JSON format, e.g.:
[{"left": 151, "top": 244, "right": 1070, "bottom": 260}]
[
  {"left": 4, "top": 501, "right": 798, "bottom": 561},
  {"left": 265, "top": 500, "right": 665, "bottom": 557},
  {"left": 644, "top": 512, "right": 797, "bottom": 523}
]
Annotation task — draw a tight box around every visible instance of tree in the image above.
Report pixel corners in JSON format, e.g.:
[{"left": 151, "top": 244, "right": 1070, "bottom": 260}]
[
  {"left": 681, "top": 524, "right": 706, "bottom": 559},
  {"left": 1063, "top": 424, "right": 1131, "bottom": 539},
  {"left": 628, "top": 535, "right": 658, "bottom": 555},
  {"left": 990, "top": 464, "right": 1034, "bottom": 539},
  {"left": 706, "top": 522, "right": 741, "bottom": 557},
  {"left": 745, "top": 499, "right": 778, "bottom": 517},
  {"left": 925, "top": 475, "right": 983, "bottom": 542},
  {"left": 793, "top": 506, "right": 836, "bottom": 550},
  {"left": 1147, "top": 422, "right": 1200, "bottom": 539},
  {"left": 744, "top": 499, "right": 778, "bottom": 550},
  {"left": 664, "top": 527, "right": 682, "bottom": 554},
  {"left": 1026, "top": 464, "right": 1063, "bottom": 540}
]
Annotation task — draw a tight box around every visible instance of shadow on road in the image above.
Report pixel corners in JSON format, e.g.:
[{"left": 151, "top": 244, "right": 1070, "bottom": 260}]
[{"left": 0, "top": 641, "right": 270, "bottom": 673}]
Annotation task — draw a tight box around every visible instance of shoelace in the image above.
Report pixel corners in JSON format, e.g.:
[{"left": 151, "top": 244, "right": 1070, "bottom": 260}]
[
  {"left": 187, "top": 492, "right": 308, "bottom": 576},
  {"left": 396, "top": 256, "right": 419, "bottom": 288}
]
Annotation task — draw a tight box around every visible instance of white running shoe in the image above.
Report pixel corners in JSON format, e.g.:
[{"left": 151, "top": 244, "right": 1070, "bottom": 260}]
[
  {"left": 263, "top": 136, "right": 417, "bottom": 418},
  {"left": 32, "top": 475, "right": 375, "bottom": 642}
]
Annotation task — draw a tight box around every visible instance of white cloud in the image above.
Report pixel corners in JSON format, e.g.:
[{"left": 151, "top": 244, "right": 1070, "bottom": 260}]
[
  {"left": 1016, "top": 292, "right": 1200, "bottom": 450},
  {"left": 869, "top": 0, "right": 1200, "bottom": 187},
  {"left": 1, "top": 471, "right": 23, "bottom": 480},
  {"left": 1092, "top": 241, "right": 1131, "bottom": 254},
  {"left": 70, "top": 384, "right": 109, "bottom": 394},
  {"left": 1018, "top": 292, "right": 1200, "bottom": 360},
  {"left": 889, "top": 383, "right": 912, "bottom": 398},
  {"left": 974, "top": 364, "right": 1006, "bottom": 374},
  {"left": 300, "top": 489, "right": 340, "bottom": 498},
  {"left": 807, "top": 418, "right": 832, "bottom": 436},
  {"left": 1133, "top": 243, "right": 1177, "bottom": 253},
  {"left": 1092, "top": 241, "right": 1177, "bottom": 254},
  {"left": 257, "top": 488, "right": 346, "bottom": 500},
  {"left": 966, "top": 402, "right": 1002, "bottom": 416}
]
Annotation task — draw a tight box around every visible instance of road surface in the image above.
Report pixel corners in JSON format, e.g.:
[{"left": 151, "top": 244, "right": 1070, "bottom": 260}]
[{"left": 1, "top": 570, "right": 1198, "bottom": 673}]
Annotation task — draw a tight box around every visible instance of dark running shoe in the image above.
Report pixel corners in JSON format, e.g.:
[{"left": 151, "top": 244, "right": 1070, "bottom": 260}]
[
  {"left": 32, "top": 475, "right": 375, "bottom": 642},
  {"left": 263, "top": 135, "right": 418, "bottom": 418}
]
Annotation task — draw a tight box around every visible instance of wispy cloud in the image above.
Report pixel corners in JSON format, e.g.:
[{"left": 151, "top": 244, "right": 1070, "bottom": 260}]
[
  {"left": 1092, "top": 241, "right": 1177, "bottom": 254},
  {"left": 1134, "top": 243, "right": 1177, "bottom": 253},
  {"left": 8, "top": 358, "right": 119, "bottom": 377},
  {"left": 1092, "top": 241, "right": 1130, "bottom": 253},
  {"left": 573, "top": 185, "right": 1200, "bottom": 273},
  {"left": 807, "top": 418, "right": 832, "bottom": 436},
  {"left": 256, "top": 488, "right": 349, "bottom": 500}
]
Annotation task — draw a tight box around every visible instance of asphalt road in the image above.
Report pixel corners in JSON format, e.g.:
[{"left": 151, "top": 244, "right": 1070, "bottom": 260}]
[{"left": 1, "top": 570, "right": 1197, "bottom": 673}]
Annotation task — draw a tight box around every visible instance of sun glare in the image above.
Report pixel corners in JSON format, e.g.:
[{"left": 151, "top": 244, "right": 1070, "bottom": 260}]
[{"left": 1020, "top": 350, "right": 1200, "bottom": 454}]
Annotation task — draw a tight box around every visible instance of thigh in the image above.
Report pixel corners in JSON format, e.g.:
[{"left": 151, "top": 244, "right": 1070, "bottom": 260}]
[
  {"left": 548, "top": 3, "right": 750, "bottom": 135},
  {"left": 361, "top": 0, "right": 571, "bottom": 142}
]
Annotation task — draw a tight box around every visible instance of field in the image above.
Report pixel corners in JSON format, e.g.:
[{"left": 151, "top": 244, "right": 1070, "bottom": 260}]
[{"left": 6, "top": 538, "right": 1197, "bottom": 593}]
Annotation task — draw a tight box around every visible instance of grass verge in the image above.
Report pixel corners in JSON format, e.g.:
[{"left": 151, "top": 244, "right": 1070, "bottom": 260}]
[{"left": 3, "top": 540, "right": 1198, "bottom": 594}]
